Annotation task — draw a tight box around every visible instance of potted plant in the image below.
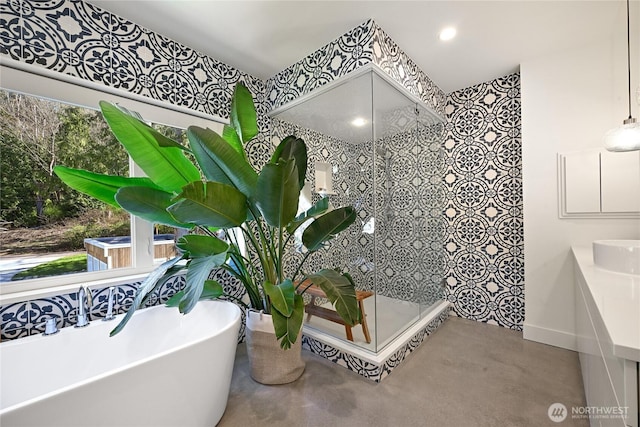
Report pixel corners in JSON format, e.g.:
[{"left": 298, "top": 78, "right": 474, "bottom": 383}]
[{"left": 54, "top": 83, "right": 360, "bottom": 384}]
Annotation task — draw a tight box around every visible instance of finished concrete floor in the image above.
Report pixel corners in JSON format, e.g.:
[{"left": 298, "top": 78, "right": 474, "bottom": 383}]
[{"left": 219, "top": 317, "right": 588, "bottom": 427}]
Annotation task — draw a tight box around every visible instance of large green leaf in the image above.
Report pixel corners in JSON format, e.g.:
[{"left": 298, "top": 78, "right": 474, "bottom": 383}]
[
  {"left": 53, "top": 166, "right": 161, "bottom": 208},
  {"left": 286, "top": 197, "right": 330, "bottom": 234},
  {"left": 115, "top": 186, "right": 193, "bottom": 229},
  {"left": 180, "top": 252, "right": 228, "bottom": 313},
  {"left": 165, "top": 280, "right": 224, "bottom": 307},
  {"left": 302, "top": 206, "right": 356, "bottom": 252},
  {"left": 176, "top": 234, "right": 229, "bottom": 258},
  {"left": 168, "top": 181, "right": 247, "bottom": 228},
  {"left": 254, "top": 159, "right": 300, "bottom": 228},
  {"left": 99, "top": 101, "right": 200, "bottom": 193},
  {"left": 263, "top": 279, "right": 294, "bottom": 317},
  {"left": 187, "top": 126, "right": 257, "bottom": 198},
  {"left": 169, "top": 235, "right": 229, "bottom": 312},
  {"left": 305, "top": 269, "right": 359, "bottom": 326},
  {"left": 110, "top": 256, "right": 184, "bottom": 336},
  {"left": 271, "top": 136, "right": 307, "bottom": 190},
  {"left": 230, "top": 82, "right": 258, "bottom": 144},
  {"left": 271, "top": 294, "right": 304, "bottom": 349},
  {"left": 222, "top": 125, "right": 244, "bottom": 157}
]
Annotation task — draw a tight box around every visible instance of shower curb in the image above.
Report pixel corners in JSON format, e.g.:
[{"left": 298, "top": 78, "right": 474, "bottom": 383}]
[{"left": 301, "top": 302, "right": 450, "bottom": 382}]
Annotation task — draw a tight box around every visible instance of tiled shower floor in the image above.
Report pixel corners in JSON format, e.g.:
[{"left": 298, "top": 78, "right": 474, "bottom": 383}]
[{"left": 303, "top": 294, "right": 421, "bottom": 352}]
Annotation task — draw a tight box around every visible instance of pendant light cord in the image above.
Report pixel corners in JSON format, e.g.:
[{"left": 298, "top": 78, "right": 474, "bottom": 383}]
[{"left": 626, "top": 0, "right": 632, "bottom": 120}]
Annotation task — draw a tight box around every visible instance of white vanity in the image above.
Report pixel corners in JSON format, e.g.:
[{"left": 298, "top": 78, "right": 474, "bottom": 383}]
[{"left": 573, "top": 241, "right": 640, "bottom": 427}]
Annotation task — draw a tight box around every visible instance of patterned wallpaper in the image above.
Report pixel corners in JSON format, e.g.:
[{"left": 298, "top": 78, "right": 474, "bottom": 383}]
[
  {"left": 266, "top": 19, "right": 376, "bottom": 112},
  {"left": 266, "top": 19, "right": 446, "bottom": 118},
  {"left": 443, "top": 73, "right": 524, "bottom": 330},
  {"left": 371, "top": 24, "right": 446, "bottom": 119},
  {"left": 2, "top": 277, "right": 164, "bottom": 340}
]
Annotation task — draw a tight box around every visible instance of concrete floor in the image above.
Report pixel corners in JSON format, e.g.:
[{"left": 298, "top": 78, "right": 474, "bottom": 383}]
[{"left": 218, "top": 317, "right": 588, "bottom": 427}]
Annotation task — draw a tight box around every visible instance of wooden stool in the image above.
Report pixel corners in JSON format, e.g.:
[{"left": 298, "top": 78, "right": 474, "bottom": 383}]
[{"left": 300, "top": 282, "right": 373, "bottom": 343}]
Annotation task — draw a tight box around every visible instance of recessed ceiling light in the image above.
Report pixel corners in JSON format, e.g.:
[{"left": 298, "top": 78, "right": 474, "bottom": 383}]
[
  {"left": 351, "top": 117, "right": 367, "bottom": 127},
  {"left": 439, "top": 27, "right": 457, "bottom": 42}
]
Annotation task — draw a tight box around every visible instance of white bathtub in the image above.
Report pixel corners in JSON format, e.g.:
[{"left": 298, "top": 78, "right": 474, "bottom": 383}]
[{"left": 0, "top": 300, "right": 241, "bottom": 427}]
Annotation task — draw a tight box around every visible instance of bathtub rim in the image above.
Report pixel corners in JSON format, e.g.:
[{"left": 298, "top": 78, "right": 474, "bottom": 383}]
[{"left": 0, "top": 299, "right": 241, "bottom": 415}]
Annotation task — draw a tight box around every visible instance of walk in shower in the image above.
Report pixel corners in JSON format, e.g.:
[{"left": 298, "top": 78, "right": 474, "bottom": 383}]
[{"left": 270, "top": 67, "right": 447, "bottom": 354}]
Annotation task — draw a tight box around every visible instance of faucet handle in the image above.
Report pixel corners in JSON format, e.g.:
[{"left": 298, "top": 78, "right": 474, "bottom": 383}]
[{"left": 39, "top": 316, "right": 59, "bottom": 336}]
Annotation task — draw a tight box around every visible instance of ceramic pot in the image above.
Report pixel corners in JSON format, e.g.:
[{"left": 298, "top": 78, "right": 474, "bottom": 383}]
[{"left": 245, "top": 310, "right": 305, "bottom": 384}]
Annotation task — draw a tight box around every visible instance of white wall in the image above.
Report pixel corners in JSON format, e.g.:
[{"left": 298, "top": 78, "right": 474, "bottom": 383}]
[{"left": 521, "top": 4, "right": 640, "bottom": 350}]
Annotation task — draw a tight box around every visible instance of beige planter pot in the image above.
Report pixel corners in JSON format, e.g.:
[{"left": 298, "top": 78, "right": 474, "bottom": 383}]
[{"left": 245, "top": 310, "right": 305, "bottom": 385}]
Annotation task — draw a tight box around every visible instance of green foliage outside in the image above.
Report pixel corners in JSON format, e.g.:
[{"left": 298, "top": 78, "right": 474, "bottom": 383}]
[
  {"left": 11, "top": 254, "right": 88, "bottom": 281},
  {"left": 0, "top": 89, "right": 128, "bottom": 228},
  {"left": 63, "top": 213, "right": 131, "bottom": 249}
]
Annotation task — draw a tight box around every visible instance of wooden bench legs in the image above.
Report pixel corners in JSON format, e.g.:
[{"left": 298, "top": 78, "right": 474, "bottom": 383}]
[
  {"left": 357, "top": 298, "right": 371, "bottom": 343},
  {"left": 304, "top": 290, "right": 373, "bottom": 344}
]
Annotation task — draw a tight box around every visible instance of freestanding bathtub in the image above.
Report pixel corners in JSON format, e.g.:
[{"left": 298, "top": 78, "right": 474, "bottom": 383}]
[{"left": 0, "top": 300, "right": 241, "bottom": 427}]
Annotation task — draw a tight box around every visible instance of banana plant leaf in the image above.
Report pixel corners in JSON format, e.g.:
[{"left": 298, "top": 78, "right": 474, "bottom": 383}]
[
  {"left": 187, "top": 125, "right": 258, "bottom": 198},
  {"left": 302, "top": 206, "right": 357, "bottom": 252},
  {"left": 230, "top": 83, "right": 258, "bottom": 144},
  {"left": 172, "top": 235, "right": 229, "bottom": 312},
  {"left": 176, "top": 234, "right": 229, "bottom": 257},
  {"left": 110, "top": 255, "right": 184, "bottom": 336},
  {"left": 270, "top": 136, "right": 307, "bottom": 190},
  {"left": 139, "top": 263, "right": 187, "bottom": 308},
  {"left": 286, "top": 197, "right": 330, "bottom": 234},
  {"left": 254, "top": 159, "right": 300, "bottom": 228},
  {"left": 168, "top": 181, "right": 247, "bottom": 228},
  {"left": 263, "top": 279, "right": 295, "bottom": 317},
  {"left": 165, "top": 280, "right": 224, "bottom": 307},
  {"left": 99, "top": 101, "right": 200, "bottom": 193},
  {"left": 115, "top": 186, "right": 193, "bottom": 229},
  {"left": 305, "top": 269, "right": 360, "bottom": 326},
  {"left": 53, "top": 166, "right": 162, "bottom": 209},
  {"left": 271, "top": 294, "right": 304, "bottom": 349},
  {"left": 180, "top": 244, "right": 230, "bottom": 313},
  {"left": 222, "top": 125, "right": 244, "bottom": 157}
]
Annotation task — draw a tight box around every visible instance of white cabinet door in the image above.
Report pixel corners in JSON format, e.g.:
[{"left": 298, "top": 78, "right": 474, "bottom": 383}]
[
  {"left": 563, "top": 150, "right": 601, "bottom": 213},
  {"left": 601, "top": 151, "right": 640, "bottom": 213},
  {"left": 559, "top": 150, "right": 640, "bottom": 218}
]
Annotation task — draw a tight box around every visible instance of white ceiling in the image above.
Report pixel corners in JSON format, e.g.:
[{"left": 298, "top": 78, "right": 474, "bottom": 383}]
[{"left": 88, "top": 0, "right": 627, "bottom": 93}]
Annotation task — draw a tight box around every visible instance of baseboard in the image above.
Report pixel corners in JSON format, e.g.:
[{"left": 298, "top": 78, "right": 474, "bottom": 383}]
[{"left": 523, "top": 323, "right": 577, "bottom": 351}]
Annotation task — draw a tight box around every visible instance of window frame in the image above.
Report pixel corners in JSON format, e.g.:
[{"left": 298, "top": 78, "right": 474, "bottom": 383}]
[{"left": 0, "top": 61, "right": 226, "bottom": 303}]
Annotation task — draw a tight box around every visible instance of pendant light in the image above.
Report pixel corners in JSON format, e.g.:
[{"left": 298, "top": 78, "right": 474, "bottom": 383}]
[{"left": 603, "top": 0, "right": 640, "bottom": 152}]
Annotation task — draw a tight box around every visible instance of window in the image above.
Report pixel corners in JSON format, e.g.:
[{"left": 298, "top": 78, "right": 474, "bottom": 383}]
[
  {"left": 0, "top": 65, "right": 224, "bottom": 296},
  {"left": 1, "top": 89, "right": 135, "bottom": 282}
]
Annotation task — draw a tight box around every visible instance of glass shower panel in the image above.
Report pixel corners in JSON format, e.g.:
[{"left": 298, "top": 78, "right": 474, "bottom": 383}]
[
  {"left": 415, "top": 118, "right": 448, "bottom": 316},
  {"left": 270, "top": 68, "right": 446, "bottom": 353},
  {"left": 271, "top": 72, "right": 376, "bottom": 352},
  {"left": 371, "top": 72, "right": 422, "bottom": 349}
]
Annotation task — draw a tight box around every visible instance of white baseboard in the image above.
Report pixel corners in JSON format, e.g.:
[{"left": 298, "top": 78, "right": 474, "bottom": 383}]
[{"left": 523, "top": 323, "right": 577, "bottom": 351}]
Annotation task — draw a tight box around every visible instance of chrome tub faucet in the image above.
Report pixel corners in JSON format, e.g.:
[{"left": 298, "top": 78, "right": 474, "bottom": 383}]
[
  {"left": 103, "top": 286, "right": 116, "bottom": 321},
  {"left": 75, "top": 285, "right": 93, "bottom": 328}
]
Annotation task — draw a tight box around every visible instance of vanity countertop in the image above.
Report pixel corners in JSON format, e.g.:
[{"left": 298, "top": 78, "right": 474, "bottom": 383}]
[{"left": 572, "top": 245, "right": 640, "bottom": 362}]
